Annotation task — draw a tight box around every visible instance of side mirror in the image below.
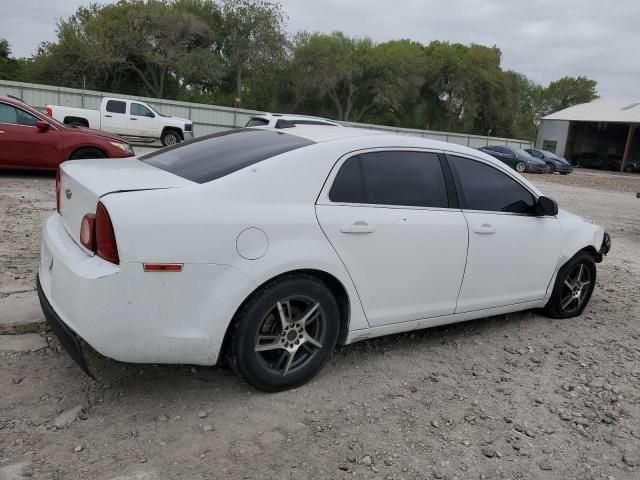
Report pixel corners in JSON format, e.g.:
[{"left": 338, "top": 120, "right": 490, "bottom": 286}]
[
  {"left": 36, "top": 121, "right": 50, "bottom": 131},
  {"left": 537, "top": 196, "right": 558, "bottom": 216}
]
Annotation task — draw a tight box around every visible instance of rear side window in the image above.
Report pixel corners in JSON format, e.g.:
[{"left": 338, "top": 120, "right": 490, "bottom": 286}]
[
  {"left": 449, "top": 155, "right": 536, "bottom": 214},
  {"left": 330, "top": 151, "right": 449, "bottom": 208},
  {"left": 106, "top": 100, "right": 126, "bottom": 114},
  {"left": 140, "top": 129, "right": 314, "bottom": 184},
  {"left": 245, "top": 117, "right": 269, "bottom": 127}
]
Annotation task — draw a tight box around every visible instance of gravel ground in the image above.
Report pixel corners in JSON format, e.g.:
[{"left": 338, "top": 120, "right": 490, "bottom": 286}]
[{"left": 1, "top": 168, "right": 639, "bottom": 480}]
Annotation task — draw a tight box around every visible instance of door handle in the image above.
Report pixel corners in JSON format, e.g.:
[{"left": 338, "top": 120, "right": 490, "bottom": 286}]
[
  {"left": 473, "top": 223, "right": 496, "bottom": 235},
  {"left": 130, "top": 118, "right": 137, "bottom": 120},
  {"left": 104, "top": 114, "right": 112, "bottom": 118},
  {"left": 340, "top": 221, "right": 375, "bottom": 234}
]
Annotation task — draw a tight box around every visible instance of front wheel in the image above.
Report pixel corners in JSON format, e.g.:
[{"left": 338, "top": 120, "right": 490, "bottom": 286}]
[
  {"left": 543, "top": 252, "right": 596, "bottom": 319},
  {"left": 515, "top": 161, "right": 527, "bottom": 173},
  {"left": 228, "top": 274, "right": 340, "bottom": 392},
  {"left": 69, "top": 148, "right": 106, "bottom": 160},
  {"left": 161, "top": 130, "right": 181, "bottom": 147}
]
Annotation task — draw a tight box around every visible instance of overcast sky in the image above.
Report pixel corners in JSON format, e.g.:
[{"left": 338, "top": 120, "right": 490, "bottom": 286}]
[{"left": 2, "top": 0, "right": 639, "bottom": 97}]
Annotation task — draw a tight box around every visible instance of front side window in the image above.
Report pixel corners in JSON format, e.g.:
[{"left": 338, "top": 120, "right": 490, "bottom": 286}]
[
  {"left": 0, "top": 103, "right": 38, "bottom": 126},
  {"left": 0, "top": 103, "right": 18, "bottom": 124},
  {"left": 130, "top": 103, "right": 154, "bottom": 117},
  {"left": 449, "top": 155, "right": 536, "bottom": 214},
  {"left": 106, "top": 100, "right": 126, "bottom": 114},
  {"left": 330, "top": 151, "right": 449, "bottom": 208}
]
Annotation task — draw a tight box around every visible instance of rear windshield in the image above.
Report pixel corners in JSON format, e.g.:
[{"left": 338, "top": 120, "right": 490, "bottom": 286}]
[{"left": 140, "top": 128, "right": 314, "bottom": 183}]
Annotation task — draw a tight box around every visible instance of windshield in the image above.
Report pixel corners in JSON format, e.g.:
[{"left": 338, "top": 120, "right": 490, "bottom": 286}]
[
  {"left": 516, "top": 149, "right": 537, "bottom": 160},
  {"left": 140, "top": 128, "right": 314, "bottom": 183}
]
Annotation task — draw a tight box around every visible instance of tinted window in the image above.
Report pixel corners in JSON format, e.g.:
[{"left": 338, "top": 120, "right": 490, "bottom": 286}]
[
  {"left": 106, "top": 100, "right": 126, "bottom": 114},
  {"left": 245, "top": 117, "right": 269, "bottom": 127},
  {"left": 131, "top": 103, "right": 154, "bottom": 117},
  {"left": 449, "top": 155, "right": 536, "bottom": 214},
  {"left": 140, "top": 129, "right": 314, "bottom": 184},
  {"left": 493, "top": 146, "right": 513, "bottom": 155},
  {"left": 330, "top": 151, "right": 448, "bottom": 208}
]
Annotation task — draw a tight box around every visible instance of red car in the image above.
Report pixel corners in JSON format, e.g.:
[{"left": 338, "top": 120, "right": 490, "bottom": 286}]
[{"left": 0, "top": 96, "right": 134, "bottom": 171}]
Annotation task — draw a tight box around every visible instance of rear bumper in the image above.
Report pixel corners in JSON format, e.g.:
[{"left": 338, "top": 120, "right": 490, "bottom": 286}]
[
  {"left": 38, "top": 213, "right": 255, "bottom": 367},
  {"left": 37, "top": 277, "right": 93, "bottom": 378}
]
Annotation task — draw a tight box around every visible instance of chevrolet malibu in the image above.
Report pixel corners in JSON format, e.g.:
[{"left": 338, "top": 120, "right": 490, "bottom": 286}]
[{"left": 38, "top": 127, "right": 611, "bottom": 392}]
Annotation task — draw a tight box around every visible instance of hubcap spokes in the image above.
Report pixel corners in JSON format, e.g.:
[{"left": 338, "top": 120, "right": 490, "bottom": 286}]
[
  {"left": 560, "top": 263, "right": 591, "bottom": 312},
  {"left": 254, "top": 298, "right": 324, "bottom": 376}
]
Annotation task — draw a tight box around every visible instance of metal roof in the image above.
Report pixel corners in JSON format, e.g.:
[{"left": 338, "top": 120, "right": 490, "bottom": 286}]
[{"left": 543, "top": 97, "right": 640, "bottom": 123}]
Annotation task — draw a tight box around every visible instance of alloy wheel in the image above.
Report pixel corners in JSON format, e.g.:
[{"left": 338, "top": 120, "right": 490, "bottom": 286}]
[
  {"left": 254, "top": 296, "right": 326, "bottom": 376},
  {"left": 559, "top": 263, "right": 591, "bottom": 314},
  {"left": 165, "top": 133, "right": 178, "bottom": 145},
  {"left": 516, "top": 162, "right": 526, "bottom": 173}
]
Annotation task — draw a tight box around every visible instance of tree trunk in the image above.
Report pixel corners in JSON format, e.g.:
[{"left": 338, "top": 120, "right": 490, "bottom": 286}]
[{"left": 235, "top": 66, "right": 242, "bottom": 98}]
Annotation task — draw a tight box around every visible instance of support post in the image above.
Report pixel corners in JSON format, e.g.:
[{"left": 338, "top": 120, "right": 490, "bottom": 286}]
[{"left": 621, "top": 124, "right": 636, "bottom": 172}]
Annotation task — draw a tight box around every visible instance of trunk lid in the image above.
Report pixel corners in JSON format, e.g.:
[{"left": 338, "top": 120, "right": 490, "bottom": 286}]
[{"left": 59, "top": 157, "right": 193, "bottom": 250}]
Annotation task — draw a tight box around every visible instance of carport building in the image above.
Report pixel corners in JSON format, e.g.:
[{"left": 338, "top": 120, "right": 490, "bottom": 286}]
[{"left": 536, "top": 98, "right": 639, "bottom": 171}]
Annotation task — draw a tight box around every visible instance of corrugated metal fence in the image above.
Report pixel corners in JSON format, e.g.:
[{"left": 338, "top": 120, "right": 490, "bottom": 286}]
[{"left": 0, "top": 80, "right": 533, "bottom": 149}]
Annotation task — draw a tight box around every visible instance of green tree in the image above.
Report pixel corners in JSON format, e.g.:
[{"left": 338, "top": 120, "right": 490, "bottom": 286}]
[
  {"left": 542, "top": 76, "right": 598, "bottom": 115},
  {"left": 220, "top": 0, "right": 287, "bottom": 97},
  {"left": 0, "top": 38, "right": 22, "bottom": 80}
]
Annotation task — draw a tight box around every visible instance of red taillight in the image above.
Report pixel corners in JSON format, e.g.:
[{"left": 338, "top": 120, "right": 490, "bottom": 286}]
[
  {"left": 46, "top": 107, "right": 53, "bottom": 117},
  {"left": 55, "top": 168, "right": 61, "bottom": 212},
  {"left": 95, "top": 202, "right": 119, "bottom": 264},
  {"left": 80, "top": 214, "right": 96, "bottom": 251}
]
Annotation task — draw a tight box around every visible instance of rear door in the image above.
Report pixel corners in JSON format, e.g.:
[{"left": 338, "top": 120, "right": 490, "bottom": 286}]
[
  {"left": 447, "top": 154, "right": 562, "bottom": 312},
  {"left": 0, "top": 102, "right": 62, "bottom": 169},
  {"left": 101, "top": 99, "right": 129, "bottom": 135},
  {"left": 316, "top": 150, "right": 468, "bottom": 327}
]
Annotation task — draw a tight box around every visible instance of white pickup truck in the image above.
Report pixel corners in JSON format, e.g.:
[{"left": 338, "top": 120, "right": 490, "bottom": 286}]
[{"left": 46, "top": 97, "right": 194, "bottom": 146}]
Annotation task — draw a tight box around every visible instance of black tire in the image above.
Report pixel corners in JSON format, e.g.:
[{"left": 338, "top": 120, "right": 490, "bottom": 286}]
[
  {"left": 543, "top": 252, "right": 596, "bottom": 319},
  {"left": 229, "top": 274, "right": 340, "bottom": 392},
  {"left": 69, "top": 148, "right": 107, "bottom": 160},
  {"left": 515, "top": 161, "right": 527, "bottom": 173},
  {"left": 546, "top": 163, "right": 555, "bottom": 173},
  {"left": 161, "top": 129, "right": 181, "bottom": 147},
  {"left": 560, "top": 172, "right": 570, "bottom": 175}
]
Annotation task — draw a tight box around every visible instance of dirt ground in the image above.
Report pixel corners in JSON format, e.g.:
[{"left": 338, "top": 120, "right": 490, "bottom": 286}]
[{"left": 1, "top": 169, "right": 639, "bottom": 480}]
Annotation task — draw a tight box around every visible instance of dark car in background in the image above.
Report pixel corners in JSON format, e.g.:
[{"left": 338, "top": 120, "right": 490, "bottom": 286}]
[
  {"left": 607, "top": 154, "right": 640, "bottom": 173},
  {"left": 525, "top": 148, "right": 573, "bottom": 175},
  {"left": 477, "top": 146, "right": 548, "bottom": 173},
  {"left": 0, "top": 96, "right": 134, "bottom": 172},
  {"left": 573, "top": 152, "right": 608, "bottom": 169}
]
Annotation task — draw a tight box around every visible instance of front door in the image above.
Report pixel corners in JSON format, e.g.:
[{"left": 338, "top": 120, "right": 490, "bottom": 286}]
[
  {"left": 316, "top": 150, "right": 469, "bottom": 327},
  {"left": 0, "top": 102, "right": 61, "bottom": 169},
  {"left": 129, "top": 102, "right": 156, "bottom": 138},
  {"left": 447, "top": 154, "right": 562, "bottom": 312}
]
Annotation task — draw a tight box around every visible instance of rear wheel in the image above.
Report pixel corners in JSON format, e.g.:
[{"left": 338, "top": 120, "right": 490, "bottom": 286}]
[
  {"left": 161, "top": 129, "right": 181, "bottom": 147},
  {"left": 515, "top": 161, "right": 527, "bottom": 173},
  {"left": 229, "top": 274, "right": 340, "bottom": 392},
  {"left": 69, "top": 148, "right": 107, "bottom": 160},
  {"left": 543, "top": 252, "right": 596, "bottom": 319}
]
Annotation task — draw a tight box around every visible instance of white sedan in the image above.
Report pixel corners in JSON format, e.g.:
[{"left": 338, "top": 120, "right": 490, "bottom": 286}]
[{"left": 38, "top": 126, "right": 611, "bottom": 391}]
